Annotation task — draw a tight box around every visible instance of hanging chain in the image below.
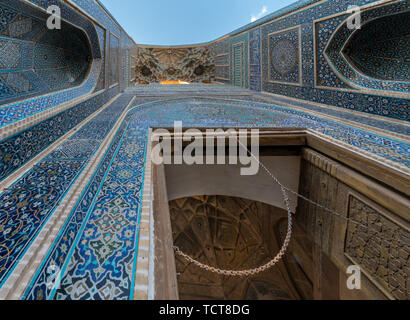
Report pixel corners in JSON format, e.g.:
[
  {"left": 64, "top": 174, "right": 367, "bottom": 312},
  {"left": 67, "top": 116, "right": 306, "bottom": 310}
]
[
  {"left": 173, "top": 149, "right": 294, "bottom": 277},
  {"left": 238, "top": 139, "right": 375, "bottom": 231},
  {"left": 173, "top": 135, "right": 386, "bottom": 276},
  {"left": 173, "top": 212, "right": 292, "bottom": 277}
]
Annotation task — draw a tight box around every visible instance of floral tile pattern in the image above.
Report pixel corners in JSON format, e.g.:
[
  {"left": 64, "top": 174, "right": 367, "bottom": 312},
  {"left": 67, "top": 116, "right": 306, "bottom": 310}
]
[
  {"left": 20, "top": 94, "right": 409, "bottom": 300},
  {"left": 0, "top": 0, "right": 408, "bottom": 301}
]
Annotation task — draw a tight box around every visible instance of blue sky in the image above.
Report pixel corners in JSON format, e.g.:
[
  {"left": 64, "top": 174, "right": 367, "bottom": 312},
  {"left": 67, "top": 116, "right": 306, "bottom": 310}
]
[{"left": 99, "top": 0, "right": 297, "bottom": 45}]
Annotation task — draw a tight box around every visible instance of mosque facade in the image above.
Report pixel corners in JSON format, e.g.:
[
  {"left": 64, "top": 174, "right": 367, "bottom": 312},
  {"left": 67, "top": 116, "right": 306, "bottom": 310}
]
[{"left": 0, "top": 0, "right": 408, "bottom": 300}]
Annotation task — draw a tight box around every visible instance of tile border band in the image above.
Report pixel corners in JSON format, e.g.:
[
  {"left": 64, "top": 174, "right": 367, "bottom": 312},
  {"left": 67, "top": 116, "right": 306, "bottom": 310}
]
[
  {"left": 0, "top": 94, "right": 134, "bottom": 299},
  {"left": 253, "top": 94, "right": 410, "bottom": 143},
  {"left": 0, "top": 93, "right": 120, "bottom": 191}
]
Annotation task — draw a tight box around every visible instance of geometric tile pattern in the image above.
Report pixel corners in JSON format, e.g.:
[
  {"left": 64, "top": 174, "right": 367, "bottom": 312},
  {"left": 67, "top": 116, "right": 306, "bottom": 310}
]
[
  {"left": 0, "top": 76, "right": 14, "bottom": 99},
  {"left": 0, "top": 8, "right": 36, "bottom": 41},
  {"left": 257, "top": 91, "right": 410, "bottom": 136},
  {"left": 51, "top": 134, "right": 145, "bottom": 300},
  {"left": 236, "top": 0, "right": 410, "bottom": 120},
  {"left": 0, "top": 4, "right": 19, "bottom": 34},
  {"left": 1, "top": 72, "right": 33, "bottom": 93},
  {"left": 46, "top": 140, "right": 101, "bottom": 160},
  {"left": 0, "top": 0, "right": 408, "bottom": 301},
  {"left": 109, "top": 34, "right": 120, "bottom": 87},
  {"left": 0, "top": 2, "right": 94, "bottom": 105},
  {"left": 68, "top": 0, "right": 121, "bottom": 37},
  {"left": 94, "top": 24, "right": 106, "bottom": 93},
  {"left": 31, "top": 27, "right": 90, "bottom": 91},
  {"left": 0, "top": 159, "right": 86, "bottom": 286},
  {"left": 0, "top": 93, "right": 136, "bottom": 292},
  {"left": 121, "top": 35, "right": 135, "bottom": 90},
  {"left": 315, "top": 14, "right": 353, "bottom": 89},
  {"left": 249, "top": 27, "right": 262, "bottom": 91},
  {"left": 22, "top": 101, "right": 147, "bottom": 300},
  {"left": 324, "top": 2, "right": 410, "bottom": 92},
  {"left": 271, "top": 39, "right": 298, "bottom": 76},
  {"left": 0, "top": 86, "right": 120, "bottom": 183},
  {"left": 209, "top": 38, "right": 230, "bottom": 83},
  {"left": 268, "top": 27, "right": 300, "bottom": 84},
  {"left": 0, "top": 0, "right": 106, "bottom": 123},
  {"left": 17, "top": 93, "right": 410, "bottom": 300},
  {"left": 0, "top": 34, "right": 38, "bottom": 102},
  {"left": 8, "top": 17, "right": 32, "bottom": 38},
  {"left": 0, "top": 59, "right": 102, "bottom": 127},
  {"left": 230, "top": 33, "right": 249, "bottom": 89},
  {"left": 0, "top": 40, "right": 21, "bottom": 69},
  {"left": 124, "top": 97, "right": 410, "bottom": 167}
]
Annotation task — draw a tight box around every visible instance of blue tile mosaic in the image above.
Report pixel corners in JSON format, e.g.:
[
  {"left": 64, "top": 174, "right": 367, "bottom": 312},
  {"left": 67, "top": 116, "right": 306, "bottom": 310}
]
[
  {"left": 230, "top": 33, "right": 249, "bottom": 88},
  {"left": 0, "top": 85, "right": 120, "bottom": 183},
  {"left": 120, "top": 35, "right": 134, "bottom": 91},
  {"left": 249, "top": 27, "right": 262, "bottom": 92},
  {"left": 109, "top": 33, "right": 120, "bottom": 87},
  {"left": 209, "top": 38, "right": 230, "bottom": 82},
  {"left": 324, "top": 2, "right": 410, "bottom": 92},
  {"left": 0, "top": 93, "right": 137, "bottom": 289},
  {"left": 0, "top": 0, "right": 408, "bottom": 301},
  {"left": 315, "top": 14, "right": 356, "bottom": 89},
  {"left": 17, "top": 94, "right": 409, "bottom": 300},
  {"left": 0, "top": 0, "right": 104, "bottom": 124},
  {"left": 0, "top": 39, "right": 21, "bottom": 70},
  {"left": 0, "top": 159, "right": 86, "bottom": 286},
  {"left": 268, "top": 27, "right": 300, "bottom": 84},
  {"left": 211, "top": 0, "right": 409, "bottom": 120},
  {"left": 68, "top": 0, "right": 121, "bottom": 37},
  {"left": 94, "top": 23, "right": 106, "bottom": 93}
]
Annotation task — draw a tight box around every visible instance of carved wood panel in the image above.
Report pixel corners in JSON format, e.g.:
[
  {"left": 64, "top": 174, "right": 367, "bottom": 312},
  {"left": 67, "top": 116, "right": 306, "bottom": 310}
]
[{"left": 345, "top": 195, "right": 409, "bottom": 300}]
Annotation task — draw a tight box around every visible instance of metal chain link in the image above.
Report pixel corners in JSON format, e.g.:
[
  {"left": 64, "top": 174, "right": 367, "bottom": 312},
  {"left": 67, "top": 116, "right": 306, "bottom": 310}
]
[
  {"left": 172, "top": 135, "right": 387, "bottom": 276},
  {"left": 236, "top": 139, "right": 376, "bottom": 231},
  {"left": 173, "top": 166, "right": 293, "bottom": 277}
]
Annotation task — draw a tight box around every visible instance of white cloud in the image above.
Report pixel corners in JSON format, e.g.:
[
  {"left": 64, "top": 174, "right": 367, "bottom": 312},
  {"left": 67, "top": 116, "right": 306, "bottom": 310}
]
[{"left": 251, "top": 6, "right": 268, "bottom": 22}]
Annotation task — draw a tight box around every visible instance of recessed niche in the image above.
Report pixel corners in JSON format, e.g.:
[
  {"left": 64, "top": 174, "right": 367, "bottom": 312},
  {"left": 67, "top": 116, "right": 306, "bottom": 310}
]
[{"left": 342, "top": 11, "right": 410, "bottom": 82}]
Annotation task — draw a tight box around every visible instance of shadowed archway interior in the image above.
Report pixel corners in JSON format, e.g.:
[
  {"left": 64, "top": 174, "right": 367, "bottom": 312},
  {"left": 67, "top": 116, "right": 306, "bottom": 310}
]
[
  {"left": 342, "top": 11, "right": 410, "bottom": 82},
  {"left": 169, "top": 195, "right": 314, "bottom": 300},
  {"left": 0, "top": 1, "right": 92, "bottom": 105}
]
